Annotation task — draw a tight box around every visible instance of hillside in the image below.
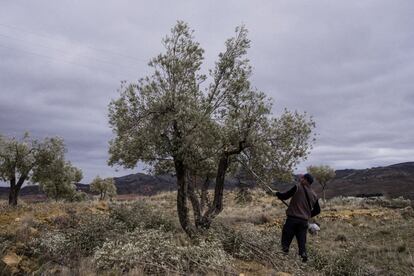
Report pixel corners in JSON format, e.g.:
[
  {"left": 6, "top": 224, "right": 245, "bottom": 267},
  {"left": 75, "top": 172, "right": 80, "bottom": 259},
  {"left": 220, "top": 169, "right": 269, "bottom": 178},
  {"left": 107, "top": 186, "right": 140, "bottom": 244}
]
[
  {"left": 268, "top": 162, "right": 414, "bottom": 200},
  {"left": 0, "top": 173, "right": 239, "bottom": 199},
  {"left": 318, "top": 162, "right": 414, "bottom": 199},
  {"left": 1, "top": 162, "right": 413, "bottom": 199}
]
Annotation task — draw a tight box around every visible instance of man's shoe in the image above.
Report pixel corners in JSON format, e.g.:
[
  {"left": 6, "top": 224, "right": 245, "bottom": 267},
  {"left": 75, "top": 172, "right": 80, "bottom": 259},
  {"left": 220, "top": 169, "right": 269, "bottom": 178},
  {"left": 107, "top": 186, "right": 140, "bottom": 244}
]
[{"left": 301, "top": 255, "right": 308, "bottom": 263}]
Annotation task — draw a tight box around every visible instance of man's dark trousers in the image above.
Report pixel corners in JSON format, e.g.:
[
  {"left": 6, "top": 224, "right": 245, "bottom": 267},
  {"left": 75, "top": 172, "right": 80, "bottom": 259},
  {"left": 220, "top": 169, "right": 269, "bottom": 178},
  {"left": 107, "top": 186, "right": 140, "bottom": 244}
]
[{"left": 281, "top": 216, "right": 308, "bottom": 258}]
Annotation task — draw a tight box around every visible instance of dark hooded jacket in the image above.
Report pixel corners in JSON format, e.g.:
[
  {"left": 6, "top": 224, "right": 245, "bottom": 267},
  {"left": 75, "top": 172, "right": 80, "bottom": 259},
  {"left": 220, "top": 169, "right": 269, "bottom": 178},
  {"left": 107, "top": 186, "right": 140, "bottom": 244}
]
[{"left": 276, "top": 183, "right": 320, "bottom": 220}]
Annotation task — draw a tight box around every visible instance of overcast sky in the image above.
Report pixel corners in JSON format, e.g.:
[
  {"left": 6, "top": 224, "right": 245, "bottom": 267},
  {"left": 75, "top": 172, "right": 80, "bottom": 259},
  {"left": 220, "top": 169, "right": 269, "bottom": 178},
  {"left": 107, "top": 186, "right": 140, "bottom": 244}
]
[{"left": 1, "top": 1, "right": 413, "bottom": 183}]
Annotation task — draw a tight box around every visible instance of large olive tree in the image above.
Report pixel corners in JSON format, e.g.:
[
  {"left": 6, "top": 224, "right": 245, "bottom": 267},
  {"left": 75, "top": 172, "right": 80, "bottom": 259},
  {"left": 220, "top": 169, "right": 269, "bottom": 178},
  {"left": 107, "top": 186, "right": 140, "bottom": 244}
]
[
  {"left": 0, "top": 132, "right": 78, "bottom": 205},
  {"left": 108, "top": 22, "right": 315, "bottom": 237}
]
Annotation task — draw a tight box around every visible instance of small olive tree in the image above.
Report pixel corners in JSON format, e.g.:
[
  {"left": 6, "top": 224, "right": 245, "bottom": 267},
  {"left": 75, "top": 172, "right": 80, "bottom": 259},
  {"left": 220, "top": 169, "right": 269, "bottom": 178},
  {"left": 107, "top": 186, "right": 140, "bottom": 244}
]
[
  {"left": 307, "top": 165, "right": 336, "bottom": 202},
  {"left": 90, "top": 176, "right": 117, "bottom": 200},
  {"left": 234, "top": 167, "right": 254, "bottom": 205},
  {"left": 108, "top": 21, "right": 315, "bottom": 237},
  {"left": 0, "top": 132, "right": 75, "bottom": 205},
  {"left": 34, "top": 159, "right": 83, "bottom": 202}
]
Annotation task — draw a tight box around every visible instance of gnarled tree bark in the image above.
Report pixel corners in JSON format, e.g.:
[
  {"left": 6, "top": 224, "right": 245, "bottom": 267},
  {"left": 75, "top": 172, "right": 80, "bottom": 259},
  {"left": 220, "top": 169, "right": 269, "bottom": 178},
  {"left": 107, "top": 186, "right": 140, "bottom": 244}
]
[
  {"left": 175, "top": 159, "right": 197, "bottom": 238},
  {"left": 8, "top": 174, "right": 27, "bottom": 206}
]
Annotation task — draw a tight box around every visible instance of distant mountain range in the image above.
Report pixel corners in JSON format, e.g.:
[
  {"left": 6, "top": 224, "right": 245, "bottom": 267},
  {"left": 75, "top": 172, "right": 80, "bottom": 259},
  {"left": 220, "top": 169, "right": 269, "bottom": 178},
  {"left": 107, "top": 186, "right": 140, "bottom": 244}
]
[
  {"left": 272, "top": 162, "right": 414, "bottom": 199},
  {"left": 1, "top": 162, "right": 413, "bottom": 200},
  {"left": 0, "top": 173, "right": 178, "bottom": 198},
  {"left": 321, "top": 162, "right": 414, "bottom": 199}
]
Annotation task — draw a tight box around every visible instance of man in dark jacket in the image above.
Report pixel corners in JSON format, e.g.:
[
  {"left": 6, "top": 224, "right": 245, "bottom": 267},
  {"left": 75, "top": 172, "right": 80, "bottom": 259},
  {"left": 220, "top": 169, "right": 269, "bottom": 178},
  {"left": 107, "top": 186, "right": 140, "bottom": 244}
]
[{"left": 273, "top": 173, "right": 320, "bottom": 262}]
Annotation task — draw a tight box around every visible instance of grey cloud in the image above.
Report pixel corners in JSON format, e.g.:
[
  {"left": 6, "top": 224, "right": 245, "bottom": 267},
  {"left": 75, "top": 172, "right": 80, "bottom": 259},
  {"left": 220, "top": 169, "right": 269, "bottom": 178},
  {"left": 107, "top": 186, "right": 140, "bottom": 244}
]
[{"left": 1, "top": 0, "right": 413, "bottom": 183}]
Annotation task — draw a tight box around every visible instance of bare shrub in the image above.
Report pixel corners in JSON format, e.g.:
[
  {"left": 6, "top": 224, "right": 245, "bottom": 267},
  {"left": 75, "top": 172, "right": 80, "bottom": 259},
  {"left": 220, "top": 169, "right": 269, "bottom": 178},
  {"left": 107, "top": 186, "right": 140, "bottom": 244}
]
[
  {"left": 334, "top": 234, "right": 347, "bottom": 242},
  {"left": 211, "top": 224, "right": 289, "bottom": 270},
  {"left": 400, "top": 206, "right": 414, "bottom": 219},
  {"left": 365, "top": 197, "right": 411, "bottom": 209},
  {"left": 0, "top": 235, "right": 12, "bottom": 257},
  {"left": 51, "top": 207, "right": 79, "bottom": 229},
  {"left": 93, "top": 227, "right": 232, "bottom": 274},
  {"left": 235, "top": 188, "right": 253, "bottom": 205},
  {"left": 326, "top": 196, "right": 365, "bottom": 207},
  {"left": 15, "top": 214, "right": 37, "bottom": 244},
  {"left": 51, "top": 214, "right": 78, "bottom": 229},
  {"left": 309, "top": 248, "right": 370, "bottom": 276},
  {"left": 257, "top": 214, "right": 272, "bottom": 225},
  {"left": 397, "top": 244, "right": 406, "bottom": 253}
]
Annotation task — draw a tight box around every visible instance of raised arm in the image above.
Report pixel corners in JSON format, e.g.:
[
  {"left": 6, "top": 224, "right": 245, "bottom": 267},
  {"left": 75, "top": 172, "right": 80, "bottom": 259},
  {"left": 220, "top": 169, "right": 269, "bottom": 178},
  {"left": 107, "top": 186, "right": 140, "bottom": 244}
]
[{"left": 275, "top": 185, "right": 297, "bottom": 200}]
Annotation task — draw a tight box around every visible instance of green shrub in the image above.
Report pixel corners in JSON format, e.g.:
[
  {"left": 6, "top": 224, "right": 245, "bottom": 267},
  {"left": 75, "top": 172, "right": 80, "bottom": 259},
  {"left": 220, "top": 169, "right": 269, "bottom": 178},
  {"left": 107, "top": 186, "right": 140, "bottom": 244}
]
[
  {"left": 31, "top": 213, "right": 125, "bottom": 264},
  {"left": 70, "top": 191, "right": 89, "bottom": 202},
  {"left": 30, "top": 201, "right": 177, "bottom": 266},
  {"left": 109, "top": 201, "right": 176, "bottom": 232},
  {"left": 33, "top": 231, "right": 71, "bottom": 263},
  {"left": 65, "top": 213, "right": 126, "bottom": 256}
]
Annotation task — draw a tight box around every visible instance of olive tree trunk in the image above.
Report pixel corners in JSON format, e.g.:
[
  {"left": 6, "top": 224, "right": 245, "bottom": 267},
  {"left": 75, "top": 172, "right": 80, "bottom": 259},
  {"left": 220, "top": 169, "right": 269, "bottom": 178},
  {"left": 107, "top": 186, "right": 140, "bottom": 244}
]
[
  {"left": 8, "top": 175, "right": 26, "bottom": 206},
  {"left": 9, "top": 186, "right": 20, "bottom": 206},
  {"left": 175, "top": 154, "right": 231, "bottom": 236},
  {"left": 197, "top": 153, "right": 229, "bottom": 229},
  {"left": 175, "top": 159, "right": 197, "bottom": 238}
]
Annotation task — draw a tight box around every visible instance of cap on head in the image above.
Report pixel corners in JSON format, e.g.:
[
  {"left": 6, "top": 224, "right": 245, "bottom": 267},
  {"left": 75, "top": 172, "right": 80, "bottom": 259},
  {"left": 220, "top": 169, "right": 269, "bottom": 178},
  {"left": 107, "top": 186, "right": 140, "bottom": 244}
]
[{"left": 303, "top": 173, "right": 314, "bottom": 184}]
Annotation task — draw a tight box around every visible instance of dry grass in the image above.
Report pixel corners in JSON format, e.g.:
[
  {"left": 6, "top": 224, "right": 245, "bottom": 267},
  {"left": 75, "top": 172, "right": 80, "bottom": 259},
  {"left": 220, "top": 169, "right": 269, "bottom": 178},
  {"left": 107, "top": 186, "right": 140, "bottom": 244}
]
[{"left": 0, "top": 192, "right": 413, "bottom": 275}]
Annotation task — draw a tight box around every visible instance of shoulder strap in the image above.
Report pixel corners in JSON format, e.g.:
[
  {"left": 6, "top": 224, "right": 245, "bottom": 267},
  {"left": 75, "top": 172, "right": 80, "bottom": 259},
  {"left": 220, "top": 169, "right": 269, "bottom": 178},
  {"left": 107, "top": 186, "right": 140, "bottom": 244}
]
[{"left": 303, "top": 186, "right": 313, "bottom": 212}]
